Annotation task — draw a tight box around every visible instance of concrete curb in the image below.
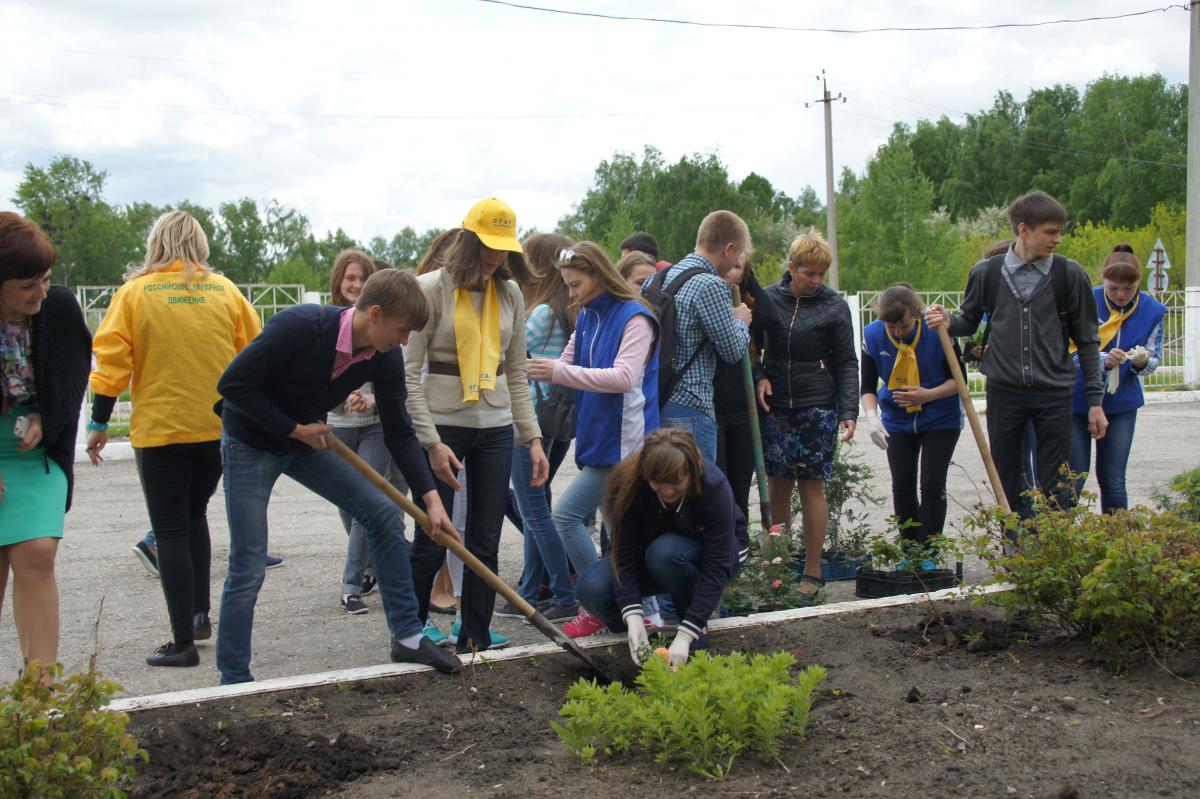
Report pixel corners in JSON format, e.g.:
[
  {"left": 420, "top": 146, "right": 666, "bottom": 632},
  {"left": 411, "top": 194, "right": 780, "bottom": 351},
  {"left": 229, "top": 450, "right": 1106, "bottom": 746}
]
[{"left": 108, "top": 583, "right": 1009, "bottom": 714}]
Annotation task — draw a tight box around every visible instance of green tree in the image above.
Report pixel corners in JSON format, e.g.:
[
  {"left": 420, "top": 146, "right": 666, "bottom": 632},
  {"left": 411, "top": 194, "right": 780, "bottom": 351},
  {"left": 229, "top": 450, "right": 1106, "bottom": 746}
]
[
  {"left": 215, "top": 198, "right": 268, "bottom": 283},
  {"left": 837, "top": 129, "right": 959, "bottom": 292}
]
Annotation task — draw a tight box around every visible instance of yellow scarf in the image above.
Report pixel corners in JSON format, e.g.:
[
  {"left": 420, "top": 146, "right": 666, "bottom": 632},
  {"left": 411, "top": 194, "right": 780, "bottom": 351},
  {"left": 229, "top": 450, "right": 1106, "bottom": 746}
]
[
  {"left": 1069, "top": 293, "right": 1138, "bottom": 353},
  {"left": 886, "top": 322, "right": 923, "bottom": 414},
  {"left": 452, "top": 279, "right": 501, "bottom": 403}
]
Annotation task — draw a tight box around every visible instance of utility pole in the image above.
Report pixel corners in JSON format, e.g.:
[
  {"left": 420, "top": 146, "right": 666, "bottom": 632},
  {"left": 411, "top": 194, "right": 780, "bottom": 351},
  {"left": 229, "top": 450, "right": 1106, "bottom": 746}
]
[
  {"left": 808, "top": 70, "right": 845, "bottom": 290},
  {"left": 1186, "top": 0, "right": 1200, "bottom": 385}
]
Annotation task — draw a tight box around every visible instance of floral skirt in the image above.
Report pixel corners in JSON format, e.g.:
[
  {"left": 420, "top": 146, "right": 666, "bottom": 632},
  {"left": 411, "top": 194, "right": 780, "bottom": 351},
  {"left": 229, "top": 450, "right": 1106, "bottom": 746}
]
[{"left": 762, "top": 405, "right": 838, "bottom": 481}]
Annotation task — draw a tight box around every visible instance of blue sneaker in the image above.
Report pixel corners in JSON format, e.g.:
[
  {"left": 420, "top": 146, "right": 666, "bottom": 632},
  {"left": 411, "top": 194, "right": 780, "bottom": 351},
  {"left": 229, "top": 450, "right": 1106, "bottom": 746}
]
[
  {"left": 265, "top": 554, "right": 285, "bottom": 570},
  {"left": 449, "top": 621, "right": 510, "bottom": 650},
  {"left": 132, "top": 539, "right": 159, "bottom": 578},
  {"left": 422, "top": 619, "right": 450, "bottom": 647}
]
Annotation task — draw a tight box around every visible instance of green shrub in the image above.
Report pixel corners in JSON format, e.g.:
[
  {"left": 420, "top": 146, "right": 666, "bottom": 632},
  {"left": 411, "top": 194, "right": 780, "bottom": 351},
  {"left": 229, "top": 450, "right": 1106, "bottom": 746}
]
[
  {"left": 0, "top": 662, "right": 147, "bottom": 798},
  {"left": 722, "top": 525, "right": 811, "bottom": 612},
  {"left": 965, "top": 470, "right": 1200, "bottom": 668},
  {"left": 552, "top": 652, "right": 826, "bottom": 779}
]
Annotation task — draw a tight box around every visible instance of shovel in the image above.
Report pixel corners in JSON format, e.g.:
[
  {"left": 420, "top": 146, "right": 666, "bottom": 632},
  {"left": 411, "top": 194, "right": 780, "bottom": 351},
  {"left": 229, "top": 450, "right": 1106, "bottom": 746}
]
[
  {"left": 732, "top": 285, "right": 772, "bottom": 529},
  {"left": 934, "top": 325, "right": 1011, "bottom": 513},
  {"left": 323, "top": 432, "right": 614, "bottom": 679}
]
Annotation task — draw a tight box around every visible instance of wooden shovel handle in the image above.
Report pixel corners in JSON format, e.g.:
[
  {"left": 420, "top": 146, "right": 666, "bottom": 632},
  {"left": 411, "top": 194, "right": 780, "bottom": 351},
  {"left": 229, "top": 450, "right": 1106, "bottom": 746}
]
[{"left": 934, "top": 325, "right": 1011, "bottom": 514}]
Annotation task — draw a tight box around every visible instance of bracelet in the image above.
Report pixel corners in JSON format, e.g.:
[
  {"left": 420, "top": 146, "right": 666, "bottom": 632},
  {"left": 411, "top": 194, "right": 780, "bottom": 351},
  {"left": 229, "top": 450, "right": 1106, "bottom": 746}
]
[{"left": 87, "top": 421, "right": 109, "bottom": 431}]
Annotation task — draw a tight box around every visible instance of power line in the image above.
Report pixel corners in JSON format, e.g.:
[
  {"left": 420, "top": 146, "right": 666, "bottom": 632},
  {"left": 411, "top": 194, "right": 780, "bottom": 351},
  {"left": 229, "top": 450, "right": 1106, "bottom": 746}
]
[{"left": 477, "top": 1, "right": 1190, "bottom": 34}]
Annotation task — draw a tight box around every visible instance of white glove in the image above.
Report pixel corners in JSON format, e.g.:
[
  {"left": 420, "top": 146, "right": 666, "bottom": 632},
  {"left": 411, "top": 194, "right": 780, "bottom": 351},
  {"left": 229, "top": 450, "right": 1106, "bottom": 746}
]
[
  {"left": 624, "top": 610, "right": 649, "bottom": 665},
  {"left": 1106, "top": 366, "right": 1120, "bottom": 395},
  {"left": 1128, "top": 345, "right": 1149, "bottom": 370},
  {"left": 667, "top": 627, "right": 697, "bottom": 668},
  {"left": 866, "top": 408, "right": 889, "bottom": 450}
]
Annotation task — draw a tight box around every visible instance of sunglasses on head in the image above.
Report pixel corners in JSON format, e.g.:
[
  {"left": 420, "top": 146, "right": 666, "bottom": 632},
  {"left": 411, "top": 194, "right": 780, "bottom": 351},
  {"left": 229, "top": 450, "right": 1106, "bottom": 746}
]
[{"left": 556, "top": 248, "right": 576, "bottom": 266}]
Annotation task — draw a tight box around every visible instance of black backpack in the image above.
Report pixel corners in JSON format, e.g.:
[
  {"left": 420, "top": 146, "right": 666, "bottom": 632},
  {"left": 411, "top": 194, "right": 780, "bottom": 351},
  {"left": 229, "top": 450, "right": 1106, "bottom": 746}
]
[
  {"left": 643, "top": 265, "right": 710, "bottom": 409},
  {"left": 531, "top": 306, "right": 577, "bottom": 441},
  {"left": 978, "top": 253, "right": 1072, "bottom": 351}
]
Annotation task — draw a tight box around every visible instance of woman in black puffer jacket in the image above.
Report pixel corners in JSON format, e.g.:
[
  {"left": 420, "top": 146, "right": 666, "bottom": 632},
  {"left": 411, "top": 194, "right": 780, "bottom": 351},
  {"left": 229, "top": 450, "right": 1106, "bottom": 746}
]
[{"left": 752, "top": 231, "right": 857, "bottom": 604}]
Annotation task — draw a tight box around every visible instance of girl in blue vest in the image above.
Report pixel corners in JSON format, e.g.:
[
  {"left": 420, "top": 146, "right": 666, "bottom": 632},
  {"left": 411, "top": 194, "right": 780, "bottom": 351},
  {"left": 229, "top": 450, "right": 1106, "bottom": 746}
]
[
  {"left": 861, "top": 284, "right": 963, "bottom": 549},
  {"left": 526, "top": 241, "right": 660, "bottom": 638},
  {"left": 1069, "top": 245, "right": 1165, "bottom": 513}
]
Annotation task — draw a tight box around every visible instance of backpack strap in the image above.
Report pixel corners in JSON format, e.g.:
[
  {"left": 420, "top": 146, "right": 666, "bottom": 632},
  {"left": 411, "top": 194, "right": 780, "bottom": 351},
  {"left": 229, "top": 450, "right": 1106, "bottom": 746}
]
[
  {"left": 980, "top": 253, "right": 1072, "bottom": 350},
  {"left": 977, "top": 254, "right": 1006, "bottom": 351},
  {"left": 661, "top": 265, "right": 715, "bottom": 397}
]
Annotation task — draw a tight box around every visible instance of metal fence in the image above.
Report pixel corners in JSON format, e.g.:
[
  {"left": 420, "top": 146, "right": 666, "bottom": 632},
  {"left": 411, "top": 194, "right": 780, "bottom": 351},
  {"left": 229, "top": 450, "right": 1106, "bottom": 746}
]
[
  {"left": 75, "top": 283, "right": 308, "bottom": 330},
  {"left": 857, "top": 289, "right": 1190, "bottom": 393}
]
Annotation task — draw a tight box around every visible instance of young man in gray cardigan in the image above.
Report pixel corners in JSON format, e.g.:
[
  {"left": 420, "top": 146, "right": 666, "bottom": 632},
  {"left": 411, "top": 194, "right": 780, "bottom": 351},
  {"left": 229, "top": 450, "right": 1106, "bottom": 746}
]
[{"left": 927, "top": 191, "right": 1106, "bottom": 517}]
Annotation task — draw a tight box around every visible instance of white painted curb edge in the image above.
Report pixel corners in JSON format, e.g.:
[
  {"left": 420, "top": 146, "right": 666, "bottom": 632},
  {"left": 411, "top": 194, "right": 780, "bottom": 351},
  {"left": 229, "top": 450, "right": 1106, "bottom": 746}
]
[{"left": 108, "top": 583, "right": 1010, "bottom": 714}]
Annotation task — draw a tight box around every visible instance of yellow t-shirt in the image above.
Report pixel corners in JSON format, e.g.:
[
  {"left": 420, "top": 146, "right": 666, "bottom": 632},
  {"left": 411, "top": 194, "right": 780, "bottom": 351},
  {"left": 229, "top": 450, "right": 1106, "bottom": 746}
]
[{"left": 89, "top": 263, "right": 262, "bottom": 448}]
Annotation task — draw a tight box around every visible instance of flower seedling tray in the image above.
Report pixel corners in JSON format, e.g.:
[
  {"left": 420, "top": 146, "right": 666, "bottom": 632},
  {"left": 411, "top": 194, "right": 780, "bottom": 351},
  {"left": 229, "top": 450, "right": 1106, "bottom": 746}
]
[
  {"left": 854, "top": 568, "right": 957, "bottom": 598},
  {"left": 792, "top": 555, "right": 871, "bottom": 582}
]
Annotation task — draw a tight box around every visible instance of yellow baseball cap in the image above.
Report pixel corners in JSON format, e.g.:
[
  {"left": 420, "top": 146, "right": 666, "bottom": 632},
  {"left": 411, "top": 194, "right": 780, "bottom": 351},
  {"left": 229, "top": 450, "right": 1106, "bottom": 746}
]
[{"left": 462, "top": 197, "right": 523, "bottom": 253}]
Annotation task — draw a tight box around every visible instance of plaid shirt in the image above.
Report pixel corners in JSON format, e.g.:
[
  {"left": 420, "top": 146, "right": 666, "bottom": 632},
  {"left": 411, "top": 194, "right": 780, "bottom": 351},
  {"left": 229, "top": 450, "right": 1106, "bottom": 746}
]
[{"left": 646, "top": 253, "right": 750, "bottom": 417}]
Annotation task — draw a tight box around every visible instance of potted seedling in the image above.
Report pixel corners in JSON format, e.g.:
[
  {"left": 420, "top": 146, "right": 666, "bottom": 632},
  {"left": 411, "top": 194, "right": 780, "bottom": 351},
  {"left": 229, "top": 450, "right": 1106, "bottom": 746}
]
[
  {"left": 854, "top": 531, "right": 958, "bottom": 598},
  {"left": 790, "top": 444, "right": 882, "bottom": 581}
]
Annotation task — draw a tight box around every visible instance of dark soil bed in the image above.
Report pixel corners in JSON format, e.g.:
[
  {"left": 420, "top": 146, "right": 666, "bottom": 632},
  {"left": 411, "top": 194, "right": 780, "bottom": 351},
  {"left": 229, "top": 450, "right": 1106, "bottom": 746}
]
[{"left": 127, "top": 602, "right": 1200, "bottom": 799}]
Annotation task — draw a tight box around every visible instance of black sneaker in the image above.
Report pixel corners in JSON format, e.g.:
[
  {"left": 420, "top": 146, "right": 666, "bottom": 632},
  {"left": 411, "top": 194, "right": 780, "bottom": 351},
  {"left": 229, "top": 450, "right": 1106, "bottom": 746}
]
[
  {"left": 341, "top": 594, "right": 368, "bottom": 615},
  {"left": 146, "top": 642, "right": 199, "bottom": 667},
  {"left": 495, "top": 600, "right": 528, "bottom": 619},
  {"left": 390, "top": 636, "right": 461, "bottom": 673},
  {"left": 132, "top": 540, "right": 159, "bottom": 578},
  {"left": 361, "top": 575, "right": 377, "bottom": 596},
  {"left": 193, "top": 611, "right": 212, "bottom": 641},
  {"left": 539, "top": 602, "right": 580, "bottom": 623}
]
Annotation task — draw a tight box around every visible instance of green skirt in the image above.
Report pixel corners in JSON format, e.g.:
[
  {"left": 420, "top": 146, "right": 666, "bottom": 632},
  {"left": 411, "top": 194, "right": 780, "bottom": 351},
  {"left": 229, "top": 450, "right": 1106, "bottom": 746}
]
[{"left": 0, "top": 412, "right": 66, "bottom": 546}]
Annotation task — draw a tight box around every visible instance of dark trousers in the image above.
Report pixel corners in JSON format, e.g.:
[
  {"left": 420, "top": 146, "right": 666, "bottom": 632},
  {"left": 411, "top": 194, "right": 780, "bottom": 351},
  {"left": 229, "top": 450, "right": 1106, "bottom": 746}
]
[
  {"left": 986, "top": 383, "right": 1074, "bottom": 516},
  {"left": 716, "top": 416, "right": 754, "bottom": 522},
  {"left": 884, "top": 427, "right": 961, "bottom": 544},
  {"left": 136, "top": 442, "right": 223, "bottom": 646},
  {"left": 410, "top": 424, "right": 513, "bottom": 654}
]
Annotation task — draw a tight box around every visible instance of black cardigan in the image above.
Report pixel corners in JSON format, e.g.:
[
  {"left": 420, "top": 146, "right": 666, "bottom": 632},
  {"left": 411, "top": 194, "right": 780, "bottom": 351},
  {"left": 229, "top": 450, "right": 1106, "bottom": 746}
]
[
  {"left": 613, "top": 458, "right": 749, "bottom": 638},
  {"left": 216, "top": 303, "right": 437, "bottom": 499},
  {"left": 29, "top": 286, "right": 92, "bottom": 511}
]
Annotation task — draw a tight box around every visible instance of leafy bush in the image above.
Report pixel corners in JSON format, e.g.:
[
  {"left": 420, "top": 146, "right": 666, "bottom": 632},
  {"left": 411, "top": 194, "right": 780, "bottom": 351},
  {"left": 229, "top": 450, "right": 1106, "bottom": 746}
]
[
  {"left": 789, "top": 443, "right": 884, "bottom": 558},
  {"left": 965, "top": 471, "right": 1200, "bottom": 668},
  {"left": 722, "top": 525, "right": 811, "bottom": 613},
  {"left": 552, "top": 652, "right": 826, "bottom": 779},
  {"left": 0, "top": 662, "right": 147, "bottom": 798}
]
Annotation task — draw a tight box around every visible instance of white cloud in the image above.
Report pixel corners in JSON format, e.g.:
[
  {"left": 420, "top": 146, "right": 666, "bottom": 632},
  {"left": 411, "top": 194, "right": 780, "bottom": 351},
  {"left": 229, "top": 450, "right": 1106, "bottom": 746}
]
[{"left": 0, "top": 0, "right": 1191, "bottom": 241}]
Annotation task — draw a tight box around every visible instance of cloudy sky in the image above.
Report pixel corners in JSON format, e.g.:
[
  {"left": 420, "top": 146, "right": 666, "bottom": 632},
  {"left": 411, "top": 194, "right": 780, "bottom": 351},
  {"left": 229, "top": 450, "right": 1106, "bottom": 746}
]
[{"left": 0, "top": 1, "right": 1192, "bottom": 242}]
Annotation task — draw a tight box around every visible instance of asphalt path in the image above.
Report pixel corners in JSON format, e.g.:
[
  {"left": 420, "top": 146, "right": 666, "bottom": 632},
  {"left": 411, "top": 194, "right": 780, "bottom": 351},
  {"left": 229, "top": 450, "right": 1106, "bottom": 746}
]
[{"left": 3, "top": 400, "right": 1198, "bottom": 699}]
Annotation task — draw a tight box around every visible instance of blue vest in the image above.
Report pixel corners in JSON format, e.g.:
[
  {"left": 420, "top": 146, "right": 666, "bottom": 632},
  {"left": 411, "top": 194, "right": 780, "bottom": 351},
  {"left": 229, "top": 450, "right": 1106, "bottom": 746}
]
[
  {"left": 572, "top": 293, "right": 660, "bottom": 467},
  {"left": 1072, "top": 288, "right": 1166, "bottom": 415},
  {"left": 862, "top": 318, "right": 962, "bottom": 434}
]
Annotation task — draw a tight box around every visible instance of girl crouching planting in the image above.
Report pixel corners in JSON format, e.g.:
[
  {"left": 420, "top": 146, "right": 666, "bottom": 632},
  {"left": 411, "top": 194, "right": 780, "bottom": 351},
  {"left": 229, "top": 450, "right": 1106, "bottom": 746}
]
[{"left": 574, "top": 428, "right": 749, "bottom": 667}]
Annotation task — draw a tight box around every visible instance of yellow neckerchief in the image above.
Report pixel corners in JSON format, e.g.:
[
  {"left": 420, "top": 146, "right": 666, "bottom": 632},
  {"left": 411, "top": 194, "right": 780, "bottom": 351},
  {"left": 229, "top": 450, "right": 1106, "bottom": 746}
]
[
  {"left": 886, "top": 322, "right": 923, "bottom": 414},
  {"left": 1068, "top": 292, "right": 1139, "bottom": 353},
  {"left": 452, "top": 278, "right": 501, "bottom": 402}
]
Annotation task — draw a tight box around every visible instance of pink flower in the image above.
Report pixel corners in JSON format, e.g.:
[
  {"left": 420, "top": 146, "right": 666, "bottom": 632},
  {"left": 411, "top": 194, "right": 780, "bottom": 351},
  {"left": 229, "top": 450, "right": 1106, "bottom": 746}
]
[
  {"left": 768, "top": 524, "right": 785, "bottom": 537},
  {"left": 771, "top": 579, "right": 783, "bottom": 589}
]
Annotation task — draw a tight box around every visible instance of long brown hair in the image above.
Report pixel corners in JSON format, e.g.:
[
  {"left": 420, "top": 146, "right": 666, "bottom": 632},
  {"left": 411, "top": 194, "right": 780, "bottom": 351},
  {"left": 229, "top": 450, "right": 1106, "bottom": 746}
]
[
  {"left": 558, "top": 241, "right": 651, "bottom": 312},
  {"left": 416, "top": 228, "right": 459, "bottom": 276},
  {"left": 523, "top": 233, "right": 577, "bottom": 330},
  {"left": 443, "top": 228, "right": 534, "bottom": 290},
  {"left": 605, "top": 428, "right": 703, "bottom": 581},
  {"left": 330, "top": 248, "right": 378, "bottom": 306}
]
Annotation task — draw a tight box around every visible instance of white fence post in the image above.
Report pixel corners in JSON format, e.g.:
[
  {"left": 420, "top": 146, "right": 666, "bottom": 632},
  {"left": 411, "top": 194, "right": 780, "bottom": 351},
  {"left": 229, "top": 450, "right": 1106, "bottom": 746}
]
[{"left": 1186, "top": 288, "right": 1200, "bottom": 387}]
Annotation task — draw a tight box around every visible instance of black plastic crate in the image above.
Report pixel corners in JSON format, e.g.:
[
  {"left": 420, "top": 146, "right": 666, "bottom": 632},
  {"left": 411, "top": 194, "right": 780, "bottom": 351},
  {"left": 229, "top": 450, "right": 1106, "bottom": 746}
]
[{"left": 854, "top": 568, "right": 958, "bottom": 598}]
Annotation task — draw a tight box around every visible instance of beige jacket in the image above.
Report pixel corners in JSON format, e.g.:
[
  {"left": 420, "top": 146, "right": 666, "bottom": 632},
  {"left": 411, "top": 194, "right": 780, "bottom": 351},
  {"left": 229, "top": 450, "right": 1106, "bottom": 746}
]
[{"left": 405, "top": 269, "right": 541, "bottom": 448}]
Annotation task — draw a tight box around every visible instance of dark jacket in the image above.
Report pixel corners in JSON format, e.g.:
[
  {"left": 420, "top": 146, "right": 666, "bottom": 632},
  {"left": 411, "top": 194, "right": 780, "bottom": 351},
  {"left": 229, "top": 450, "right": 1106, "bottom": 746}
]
[
  {"left": 713, "top": 271, "right": 768, "bottom": 425},
  {"left": 948, "top": 256, "right": 1102, "bottom": 403},
  {"left": 217, "top": 304, "right": 436, "bottom": 498},
  {"left": 752, "top": 278, "right": 858, "bottom": 421},
  {"left": 614, "top": 458, "right": 749, "bottom": 638},
  {"left": 32, "top": 286, "right": 92, "bottom": 511}
]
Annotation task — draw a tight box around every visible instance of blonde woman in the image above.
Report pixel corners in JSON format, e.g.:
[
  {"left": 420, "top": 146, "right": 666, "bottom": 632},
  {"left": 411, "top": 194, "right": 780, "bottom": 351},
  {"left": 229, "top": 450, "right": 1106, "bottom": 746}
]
[
  {"left": 88, "top": 210, "right": 261, "bottom": 667},
  {"left": 525, "top": 241, "right": 660, "bottom": 638},
  {"left": 404, "top": 198, "right": 548, "bottom": 654}
]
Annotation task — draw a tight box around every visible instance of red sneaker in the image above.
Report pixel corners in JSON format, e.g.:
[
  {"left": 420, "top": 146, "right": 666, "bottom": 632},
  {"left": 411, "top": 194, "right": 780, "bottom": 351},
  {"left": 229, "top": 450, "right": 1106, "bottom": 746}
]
[{"left": 563, "top": 608, "right": 608, "bottom": 639}]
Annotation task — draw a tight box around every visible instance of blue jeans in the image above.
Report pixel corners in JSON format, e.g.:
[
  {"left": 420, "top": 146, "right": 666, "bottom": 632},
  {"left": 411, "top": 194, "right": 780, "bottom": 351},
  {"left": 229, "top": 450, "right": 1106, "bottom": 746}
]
[
  {"left": 660, "top": 402, "right": 718, "bottom": 461},
  {"left": 332, "top": 423, "right": 409, "bottom": 595},
  {"left": 1069, "top": 409, "right": 1138, "bottom": 514},
  {"left": 551, "top": 465, "right": 610, "bottom": 573},
  {"left": 216, "top": 435, "right": 423, "bottom": 684},
  {"left": 575, "top": 533, "right": 708, "bottom": 631},
  {"left": 511, "top": 444, "right": 575, "bottom": 607}
]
